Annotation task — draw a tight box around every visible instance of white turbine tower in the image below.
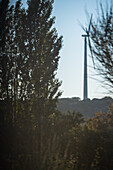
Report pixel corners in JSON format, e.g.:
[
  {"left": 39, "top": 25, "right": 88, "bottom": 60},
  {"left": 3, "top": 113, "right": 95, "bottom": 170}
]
[
  {"left": 82, "top": 15, "right": 93, "bottom": 100},
  {"left": 82, "top": 34, "right": 89, "bottom": 100}
]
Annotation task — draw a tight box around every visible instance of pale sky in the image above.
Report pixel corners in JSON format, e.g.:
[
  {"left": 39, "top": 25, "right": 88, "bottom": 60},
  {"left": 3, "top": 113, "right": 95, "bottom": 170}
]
[
  {"left": 10, "top": 0, "right": 113, "bottom": 99},
  {"left": 52, "top": 0, "right": 113, "bottom": 99}
]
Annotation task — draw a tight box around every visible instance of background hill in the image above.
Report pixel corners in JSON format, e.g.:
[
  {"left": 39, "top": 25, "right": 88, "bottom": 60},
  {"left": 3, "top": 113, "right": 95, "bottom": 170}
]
[{"left": 57, "top": 97, "right": 113, "bottom": 119}]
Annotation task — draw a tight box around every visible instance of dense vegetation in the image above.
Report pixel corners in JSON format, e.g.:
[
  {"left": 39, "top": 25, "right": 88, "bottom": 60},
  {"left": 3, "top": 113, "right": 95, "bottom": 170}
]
[
  {"left": 1, "top": 101, "right": 113, "bottom": 169},
  {"left": 1, "top": 0, "right": 113, "bottom": 169}
]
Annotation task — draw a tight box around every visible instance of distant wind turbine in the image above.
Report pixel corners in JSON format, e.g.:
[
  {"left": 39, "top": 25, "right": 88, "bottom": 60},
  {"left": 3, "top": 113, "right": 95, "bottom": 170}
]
[{"left": 82, "top": 14, "right": 93, "bottom": 100}]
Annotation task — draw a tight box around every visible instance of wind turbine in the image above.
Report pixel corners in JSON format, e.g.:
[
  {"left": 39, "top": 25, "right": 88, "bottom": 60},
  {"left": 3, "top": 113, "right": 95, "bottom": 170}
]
[{"left": 82, "top": 14, "right": 93, "bottom": 100}]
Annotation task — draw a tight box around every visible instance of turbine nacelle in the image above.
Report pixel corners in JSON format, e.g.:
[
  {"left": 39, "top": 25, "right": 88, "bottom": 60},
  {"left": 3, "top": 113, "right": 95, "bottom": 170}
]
[{"left": 82, "top": 34, "right": 89, "bottom": 37}]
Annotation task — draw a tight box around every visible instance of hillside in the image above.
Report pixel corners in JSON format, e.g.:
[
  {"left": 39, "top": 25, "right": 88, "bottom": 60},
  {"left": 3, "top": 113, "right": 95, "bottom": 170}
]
[{"left": 57, "top": 97, "right": 113, "bottom": 119}]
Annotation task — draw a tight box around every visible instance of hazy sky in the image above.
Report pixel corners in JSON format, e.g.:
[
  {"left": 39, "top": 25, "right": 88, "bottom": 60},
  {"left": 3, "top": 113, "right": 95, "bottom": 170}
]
[
  {"left": 10, "top": 0, "right": 113, "bottom": 99},
  {"left": 52, "top": 0, "right": 113, "bottom": 99}
]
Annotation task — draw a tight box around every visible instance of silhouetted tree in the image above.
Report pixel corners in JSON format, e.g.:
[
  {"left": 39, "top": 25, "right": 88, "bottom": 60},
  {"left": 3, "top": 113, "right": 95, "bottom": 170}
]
[
  {"left": 0, "top": 0, "right": 9, "bottom": 100},
  {"left": 20, "top": 1, "right": 62, "bottom": 167},
  {"left": 0, "top": 0, "right": 63, "bottom": 169}
]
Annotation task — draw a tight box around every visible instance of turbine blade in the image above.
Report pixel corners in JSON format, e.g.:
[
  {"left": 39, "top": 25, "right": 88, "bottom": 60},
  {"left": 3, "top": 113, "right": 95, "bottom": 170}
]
[
  {"left": 88, "top": 37, "right": 95, "bottom": 68},
  {"left": 88, "top": 14, "right": 93, "bottom": 32}
]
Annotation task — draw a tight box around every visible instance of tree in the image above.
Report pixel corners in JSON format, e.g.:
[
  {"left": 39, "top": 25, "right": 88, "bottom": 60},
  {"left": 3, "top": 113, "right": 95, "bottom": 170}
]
[
  {"left": 0, "top": 0, "right": 10, "bottom": 100},
  {"left": 0, "top": 0, "right": 63, "bottom": 169},
  {"left": 23, "top": 0, "right": 63, "bottom": 110},
  {"left": 86, "top": 3, "right": 113, "bottom": 93},
  {"left": 0, "top": 0, "right": 62, "bottom": 116},
  {"left": 0, "top": 0, "right": 27, "bottom": 121},
  {"left": 23, "top": 1, "right": 62, "bottom": 167}
]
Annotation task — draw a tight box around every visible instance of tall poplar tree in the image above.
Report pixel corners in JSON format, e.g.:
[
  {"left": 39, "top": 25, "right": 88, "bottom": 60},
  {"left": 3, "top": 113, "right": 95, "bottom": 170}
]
[
  {"left": 19, "top": 0, "right": 63, "bottom": 114},
  {"left": 21, "top": 1, "right": 63, "bottom": 166},
  {"left": 0, "top": 0, "right": 9, "bottom": 100}
]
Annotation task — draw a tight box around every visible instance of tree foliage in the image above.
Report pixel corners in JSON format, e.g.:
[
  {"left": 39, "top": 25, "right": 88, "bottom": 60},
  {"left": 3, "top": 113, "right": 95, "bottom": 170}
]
[
  {"left": 0, "top": 0, "right": 62, "bottom": 118},
  {"left": 86, "top": 3, "right": 113, "bottom": 93}
]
